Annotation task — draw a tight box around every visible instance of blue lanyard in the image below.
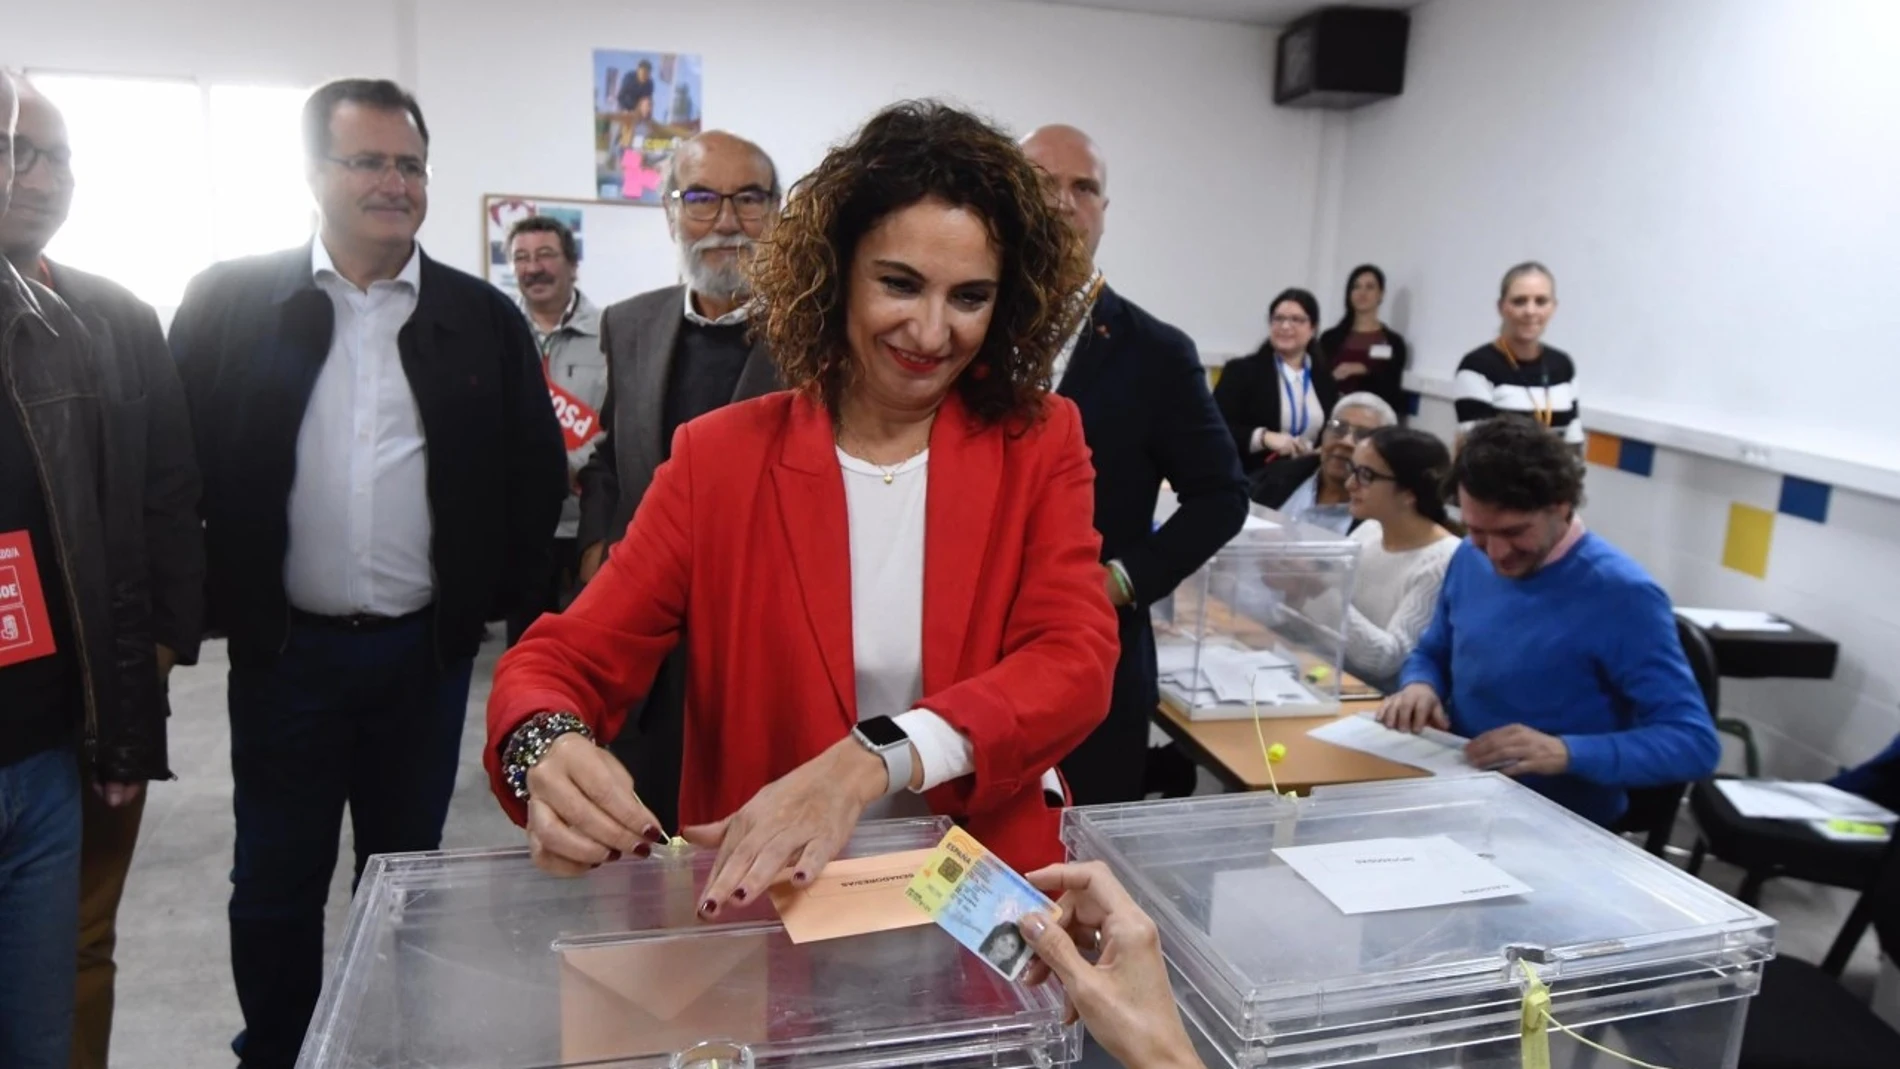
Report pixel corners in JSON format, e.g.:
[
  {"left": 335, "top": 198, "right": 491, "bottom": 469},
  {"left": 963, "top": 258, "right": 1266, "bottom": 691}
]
[{"left": 1279, "top": 358, "right": 1312, "bottom": 438}]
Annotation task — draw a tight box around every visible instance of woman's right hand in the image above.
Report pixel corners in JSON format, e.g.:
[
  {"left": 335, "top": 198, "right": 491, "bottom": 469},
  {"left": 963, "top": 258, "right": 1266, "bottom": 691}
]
[
  {"left": 1017, "top": 862, "right": 1205, "bottom": 1069},
  {"left": 1259, "top": 429, "right": 1309, "bottom": 457},
  {"left": 524, "top": 733, "right": 666, "bottom": 876}
]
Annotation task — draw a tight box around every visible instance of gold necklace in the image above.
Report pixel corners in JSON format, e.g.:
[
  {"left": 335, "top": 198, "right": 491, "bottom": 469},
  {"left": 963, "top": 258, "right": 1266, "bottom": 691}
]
[{"left": 837, "top": 425, "right": 932, "bottom": 485}]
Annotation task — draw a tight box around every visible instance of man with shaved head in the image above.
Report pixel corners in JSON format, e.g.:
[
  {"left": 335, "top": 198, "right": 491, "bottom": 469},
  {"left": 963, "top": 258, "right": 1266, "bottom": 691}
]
[
  {"left": 0, "top": 75, "right": 205, "bottom": 1069},
  {"left": 0, "top": 71, "right": 191, "bottom": 1069},
  {"left": 576, "top": 130, "right": 784, "bottom": 832},
  {"left": 1020, "top": 123, "right": 1247, "bottom": 805}
]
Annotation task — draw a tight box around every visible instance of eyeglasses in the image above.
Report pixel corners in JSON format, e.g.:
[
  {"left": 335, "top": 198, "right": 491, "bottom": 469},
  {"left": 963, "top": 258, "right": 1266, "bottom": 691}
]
[
  {"left": 0, "top": 135, "right": 73, "bottom": 177},
  {"left": 670, "top": 186, "right": 774, "bottom": 223},
  {"left": 1322, "top": 418, "right": 1379, "bottom": 442},
  {"left": 511, "top": 248, "right": 569, "bottom": 267},
  {"left": 325, "top": 153, "right": 431, "bottom": 185},
  {"left": 1270, "top": 314, "right": 1311, "bottom": 328},
  {"left": 1346, "top": 464, "right": 1397, "bottom": 486}
]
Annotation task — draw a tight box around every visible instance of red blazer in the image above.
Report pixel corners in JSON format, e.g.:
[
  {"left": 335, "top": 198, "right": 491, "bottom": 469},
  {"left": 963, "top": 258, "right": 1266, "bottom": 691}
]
[{"left": 486, "top": 389, "right": 1119, "bottom": 871}]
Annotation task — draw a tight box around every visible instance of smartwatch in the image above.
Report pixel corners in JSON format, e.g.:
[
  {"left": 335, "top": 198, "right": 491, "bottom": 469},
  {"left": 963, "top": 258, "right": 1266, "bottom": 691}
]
[{"left": 851, "top": 715, "right": 914, "bottom": 798}]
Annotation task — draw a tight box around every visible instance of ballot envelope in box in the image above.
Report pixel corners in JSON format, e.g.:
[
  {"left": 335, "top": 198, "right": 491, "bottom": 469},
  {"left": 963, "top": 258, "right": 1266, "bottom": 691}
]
[
  {"left": 1064, "top": 775, "right": 1777, "bottom": 1068},
  {"left": 1152, "top": 496, "right": 1363, "bottom": 720},
  {"left": 296, "top": 816, "right": 1078, "bottom": 1069}
]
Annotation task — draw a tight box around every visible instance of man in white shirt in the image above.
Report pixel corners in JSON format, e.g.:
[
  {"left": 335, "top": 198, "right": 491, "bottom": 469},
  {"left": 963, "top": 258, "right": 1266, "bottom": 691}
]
[{"left": 169, "top": 79, "right": 566, "bottom": 1069}]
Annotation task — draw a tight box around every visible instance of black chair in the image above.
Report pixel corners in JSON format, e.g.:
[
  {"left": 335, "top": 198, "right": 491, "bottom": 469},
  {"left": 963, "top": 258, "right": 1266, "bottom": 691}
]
[
  {"left": 1686, "top": 777, "right": 1889, "bottom": 975},
  {"left": 1613, "top": 618, "right": 1721, "bottom": 855},
  {"left": 1739, "top": 834, "right": 1900, "bottom": 1069}
]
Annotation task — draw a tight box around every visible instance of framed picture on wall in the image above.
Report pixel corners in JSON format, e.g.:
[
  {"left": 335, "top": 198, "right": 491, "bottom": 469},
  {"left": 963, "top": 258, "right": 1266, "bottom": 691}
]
[{"left": 593, "top": 49, "right": 704, "bottom": 205}]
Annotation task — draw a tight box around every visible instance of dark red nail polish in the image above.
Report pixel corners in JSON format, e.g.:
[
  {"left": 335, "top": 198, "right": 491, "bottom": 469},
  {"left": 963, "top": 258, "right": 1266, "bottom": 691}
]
[
  {"left": 632, "top": 843, "right": 651, "bottom": 859},
  {"left": 644, "top": 826, "right": 668, "bottom": 845},
  {"left": 794, "top": 871, "right": 809, "bottom": 883},
  {"left": 700, "top": 899, "right": 716, "bottom": 916},
  {"left": 733, "top": 888, "right": 747, "bottom": 902},
  {"left": 605, "top": 850, "right": 623, "bottom": 863}
]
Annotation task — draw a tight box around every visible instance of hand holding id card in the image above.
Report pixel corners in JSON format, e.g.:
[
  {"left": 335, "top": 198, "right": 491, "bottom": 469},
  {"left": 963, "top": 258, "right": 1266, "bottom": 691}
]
[{"left": 905, "top": 827, "right": 1059, "bottom": 981}]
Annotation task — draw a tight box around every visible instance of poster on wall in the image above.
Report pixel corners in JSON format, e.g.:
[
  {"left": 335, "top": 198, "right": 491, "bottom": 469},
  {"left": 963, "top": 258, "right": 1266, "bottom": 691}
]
[
  {"left": 483, "top": 195, "right": 587, "bottom": 299},
  {"left": 593, "top": 49, "right": 703, "bottom": 205}
]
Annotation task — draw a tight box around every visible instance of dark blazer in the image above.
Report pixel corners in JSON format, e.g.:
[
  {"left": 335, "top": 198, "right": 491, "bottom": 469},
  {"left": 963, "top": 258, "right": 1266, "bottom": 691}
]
[
  {"left": 1055, "top": 284, "right": 1249, "bottom": 805},
  {"left": 1318, "top": 322, "right": 1409, "bottom": 418},
  {"left": 47, "top": 261, "right": 205, "bottom": 666},
  {"left": 1212, "top": 347, "right": 1340, "bottom": 476},
  {"left": 576, "top": 284, "right": 781, "bottom": 550},
  {"left": 168, "top": 243, "right": 567, "bottom": 664},
  {"left": 1248, "top": 453, "right": 1321, "bottom": 510}
]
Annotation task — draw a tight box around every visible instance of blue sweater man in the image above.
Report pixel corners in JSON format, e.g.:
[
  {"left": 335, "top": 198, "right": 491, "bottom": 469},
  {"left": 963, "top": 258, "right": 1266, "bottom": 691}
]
[{"left": 1382, "top": 418, "right": 1718, "bottom": 825}]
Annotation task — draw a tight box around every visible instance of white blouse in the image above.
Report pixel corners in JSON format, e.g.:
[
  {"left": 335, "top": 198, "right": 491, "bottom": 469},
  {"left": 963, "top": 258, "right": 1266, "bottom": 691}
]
[{"left": 1344, "top": 521, "right": 1460, "bottom": 687}]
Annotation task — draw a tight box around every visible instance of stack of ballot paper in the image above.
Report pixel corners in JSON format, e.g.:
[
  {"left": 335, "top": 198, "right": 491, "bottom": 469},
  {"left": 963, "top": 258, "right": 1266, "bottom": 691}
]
[
  {"left": 1714, "top": 779, "right": 1897, "bottom": 843},
  {"left": 1155, "top": 639, "right": 1328, "bottom": 718},
  {"left": 1306, "top": 713, "right": 1477, "bottom": 776}
]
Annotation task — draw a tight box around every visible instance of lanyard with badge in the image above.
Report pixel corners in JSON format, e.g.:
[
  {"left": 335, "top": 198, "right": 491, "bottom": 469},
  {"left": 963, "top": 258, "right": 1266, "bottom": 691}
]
[
  {"left": 1497, "top": 337, "right": 1553, "bottom": 428},
  {"left": 1279, "top": 357, "right": 1313, "bottom": 439},
  {"left": 0, "top": 531, "right": 58, "bottom": 669}
]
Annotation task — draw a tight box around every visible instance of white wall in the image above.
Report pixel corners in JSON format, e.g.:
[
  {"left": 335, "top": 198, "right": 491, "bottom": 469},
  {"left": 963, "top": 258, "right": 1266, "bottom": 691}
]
[
  {"left": 5, "top": 0, "right": 406, "bottom": 86},
  {"left": 409, "top": 0, "right": 1313, "bottom": 356},
  {"left": 1332, "top": 0, "right": 1900, "bottom": 467}
]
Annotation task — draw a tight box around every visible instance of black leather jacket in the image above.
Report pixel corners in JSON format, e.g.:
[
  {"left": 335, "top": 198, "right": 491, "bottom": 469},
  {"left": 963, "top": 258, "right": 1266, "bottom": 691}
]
[{"left": 1, "top": 261, "right": 189, "bottom": 781}]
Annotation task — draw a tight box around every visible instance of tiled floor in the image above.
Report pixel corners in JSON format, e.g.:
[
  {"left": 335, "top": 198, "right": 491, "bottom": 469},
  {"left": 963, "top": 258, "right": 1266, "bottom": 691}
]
[{"left": 109, "top": 636, "right": 1891, "bottom": 1067}]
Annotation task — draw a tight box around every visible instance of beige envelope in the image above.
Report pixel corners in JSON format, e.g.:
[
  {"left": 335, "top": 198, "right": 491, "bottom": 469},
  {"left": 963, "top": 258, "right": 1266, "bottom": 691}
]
[
  {"left": 769, "top": 848, "right": 937, "bottom": 945},
  {"left": 558, "top": 927, "right": 770, "bottom": 1064}
]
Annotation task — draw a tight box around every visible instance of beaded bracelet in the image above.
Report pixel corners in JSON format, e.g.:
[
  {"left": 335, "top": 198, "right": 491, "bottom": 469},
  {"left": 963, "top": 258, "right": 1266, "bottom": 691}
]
[{"left": 502, "top": 711, "right": 593, "bottom": 801}]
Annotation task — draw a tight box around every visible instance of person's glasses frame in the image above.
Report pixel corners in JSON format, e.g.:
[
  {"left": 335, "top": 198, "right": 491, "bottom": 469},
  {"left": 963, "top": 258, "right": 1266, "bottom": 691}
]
[
  {"left": 0, "top": 135, "right": 73, "bottom": 177},
  {"left": 511, "top": 247, "right": 570, "bottom": 268},
  {"left": 1270, "top": 313, "right": 1312, "bottom": 328},
  {"left": 1345, "top": 463, "right": 1396, "bottom": 487},
  {"left": 670, "top": 185, "right": 774, "bottom": 223},
  {"left": 326, "top": 153, "right": 431, "bottom": 185},
  {"left": 1323, "top": 418, "right": 1379, "bottom": 443}
]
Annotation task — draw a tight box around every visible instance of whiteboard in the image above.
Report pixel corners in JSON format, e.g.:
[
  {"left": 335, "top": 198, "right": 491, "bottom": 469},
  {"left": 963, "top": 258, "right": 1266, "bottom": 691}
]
[{"left": 480, "top": 193, "right": 681, "bottom": 307}]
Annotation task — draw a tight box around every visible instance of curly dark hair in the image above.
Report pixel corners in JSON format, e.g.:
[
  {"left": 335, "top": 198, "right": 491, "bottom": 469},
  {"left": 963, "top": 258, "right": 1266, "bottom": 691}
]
[
  {"left": 748, "top": 100, "right": 1090, "bottom": 427},
  {"left": 1449, "top": 416, "right": 1585, "bottom": 512}
]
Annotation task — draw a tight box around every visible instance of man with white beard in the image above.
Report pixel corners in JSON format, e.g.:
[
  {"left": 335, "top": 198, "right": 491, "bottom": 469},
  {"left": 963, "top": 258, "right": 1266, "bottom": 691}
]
[{"left": 575, "top": 131, "right": 782, "bottom": 831}]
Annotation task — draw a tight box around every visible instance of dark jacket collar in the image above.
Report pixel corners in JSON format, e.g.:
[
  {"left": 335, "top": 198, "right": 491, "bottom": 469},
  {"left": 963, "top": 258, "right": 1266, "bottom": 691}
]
[
  {"left": 269, "top": 240, "right": 462, "bottom": 336},
  {"left": 0, "top": 258, "right": 57, "bottom": 337},
  {"left": 1055, "top": 281, "right": 1124, "bottom": 401}
]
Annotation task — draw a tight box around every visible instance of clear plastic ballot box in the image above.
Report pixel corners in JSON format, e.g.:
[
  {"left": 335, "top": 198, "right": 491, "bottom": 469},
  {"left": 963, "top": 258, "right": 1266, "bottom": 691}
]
[
  {"left": 1063, "top": 775, "right": 1776, "bottom": 1068},
  {"left": 1151, "top": 500, "right": 1362, "bottom": 720},
  {"left": 297, "top": 816, "right": 1078, "bottom": 1069}
]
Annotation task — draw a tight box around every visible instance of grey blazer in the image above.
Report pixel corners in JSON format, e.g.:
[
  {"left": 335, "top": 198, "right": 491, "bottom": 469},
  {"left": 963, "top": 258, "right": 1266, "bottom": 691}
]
[{"left": 576, "top": 284, "right": 781, "bottom": 548}]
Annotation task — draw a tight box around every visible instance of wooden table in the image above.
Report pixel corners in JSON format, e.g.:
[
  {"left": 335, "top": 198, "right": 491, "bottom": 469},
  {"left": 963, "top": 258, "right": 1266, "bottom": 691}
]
[{"left": 1154, "top": 696, "right": 1426, "bottom": 795}]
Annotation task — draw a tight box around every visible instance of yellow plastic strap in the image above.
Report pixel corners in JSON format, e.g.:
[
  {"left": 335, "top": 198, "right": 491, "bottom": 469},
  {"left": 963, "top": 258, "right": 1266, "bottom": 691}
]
[
  {"left": 1247, "top": 676, "right": 1292, "bottom": 798},
  {"left": 1518, "top": 961, "right": 1678, "bottom": 1069},
  {"left": 1519, "top": 962, "right": 1551, "bottom": 1069}
]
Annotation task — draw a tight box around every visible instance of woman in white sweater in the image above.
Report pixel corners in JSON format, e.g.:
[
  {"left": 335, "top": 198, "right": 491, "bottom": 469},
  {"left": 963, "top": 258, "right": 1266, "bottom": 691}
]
[{"left": 1343, "top": 427, "right": 1461, "bottom": 690}]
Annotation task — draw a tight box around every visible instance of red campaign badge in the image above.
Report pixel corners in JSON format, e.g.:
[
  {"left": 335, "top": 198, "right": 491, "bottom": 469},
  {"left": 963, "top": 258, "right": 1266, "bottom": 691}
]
[
  {"left": 0, "top": 529, "right": 58, "bottom": 669},
  {"left": 547, "top": 378, "right": 603, "bottom": 453}
]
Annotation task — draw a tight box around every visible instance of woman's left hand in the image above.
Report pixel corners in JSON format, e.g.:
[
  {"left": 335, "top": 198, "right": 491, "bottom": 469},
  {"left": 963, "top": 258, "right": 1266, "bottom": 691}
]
[
  {"left": 1333, "top": 362, "right": 1366, "bottom": 381},
  {"left": 682, "top": 737, "right": 888, "bottom": 916}
]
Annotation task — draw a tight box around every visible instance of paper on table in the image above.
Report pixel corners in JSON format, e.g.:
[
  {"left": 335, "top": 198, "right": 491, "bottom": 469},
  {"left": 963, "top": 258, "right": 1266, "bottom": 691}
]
[
  {"left": 1676, "top": 608, "right": 1793, "bottom": 633},
  {"left": 1307, "top": 713, "right": 1475, "bottom": 776},
  {"left": 1272, "top": 834, "right": 1532, "bottom": 914},
  {"left": 769, "top": 848, "right": 936, "bottom": 944},
  {"left": 1716, "top": 779, "right": 1898, "bottom": 823},
  {"left": 1194, "top": 645, "right": 1300, "bottom": 704}
]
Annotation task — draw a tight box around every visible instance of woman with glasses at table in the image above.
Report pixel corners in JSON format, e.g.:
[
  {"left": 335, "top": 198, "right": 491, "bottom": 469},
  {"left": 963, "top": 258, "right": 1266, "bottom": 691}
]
[
  {"left": 1339, "top": 428, "right": 1460, "bottom": 691},
  {"left": 1247, "top": 392, "right": 1397, "bottom": 534},
  {"left": 1213, "top": 287, "right": 1338, "bottom": 478},
  {"left": 1454, "top": 261, "right": 1582, "bottom": 448}
]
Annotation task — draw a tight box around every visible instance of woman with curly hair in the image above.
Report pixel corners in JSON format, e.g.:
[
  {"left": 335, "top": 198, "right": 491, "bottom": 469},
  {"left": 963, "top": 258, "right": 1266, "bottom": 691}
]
[{"left": 484, "top": 101, "right": 1117, "bottom": 906}]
